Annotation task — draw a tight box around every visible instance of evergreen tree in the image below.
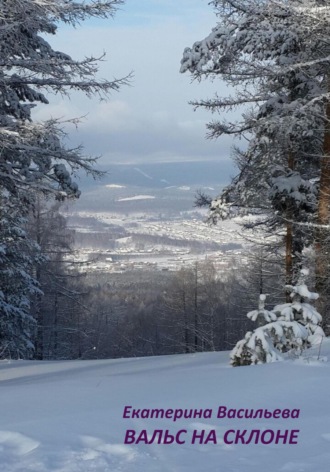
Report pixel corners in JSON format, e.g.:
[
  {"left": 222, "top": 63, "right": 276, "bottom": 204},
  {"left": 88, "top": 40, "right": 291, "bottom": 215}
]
[
  {"left": 231, "top": 269, "right": 325, "bottom": 366},
  {"left": 181, "top": 0, "right": 330, "bottom": 325},
  {"left": 0, "top": 0, "right": 129, "bottom": 358},
  {"left": 0, "top": 195, "right": 39, "bottom": 358}
]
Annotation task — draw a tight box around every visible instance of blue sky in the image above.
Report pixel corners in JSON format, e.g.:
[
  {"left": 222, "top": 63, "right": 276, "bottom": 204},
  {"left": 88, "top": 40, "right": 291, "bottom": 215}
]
[
  {"left": 36, "top": 0, "right": 237, "bottom": 176},
  {"left": 103, "top": 0, "right": 216, "bottom": 27}
]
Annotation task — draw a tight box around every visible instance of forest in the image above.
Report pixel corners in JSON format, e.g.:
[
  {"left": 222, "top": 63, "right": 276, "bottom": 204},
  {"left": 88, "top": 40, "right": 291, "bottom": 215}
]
[{"left": 1, "top": 0, "right": 330, "bottom": 365}]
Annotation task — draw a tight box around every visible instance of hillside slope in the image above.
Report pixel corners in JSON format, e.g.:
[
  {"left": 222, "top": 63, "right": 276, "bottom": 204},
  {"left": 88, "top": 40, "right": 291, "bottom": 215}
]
[{"left": 0, "top": 343, "right": 329, "bottom": 472}]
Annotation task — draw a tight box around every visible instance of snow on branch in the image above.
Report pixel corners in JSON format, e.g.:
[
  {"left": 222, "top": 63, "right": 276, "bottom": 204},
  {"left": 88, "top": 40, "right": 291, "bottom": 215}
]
[{"left": 231, "top": 271, "right": 325, "bottom": 366}]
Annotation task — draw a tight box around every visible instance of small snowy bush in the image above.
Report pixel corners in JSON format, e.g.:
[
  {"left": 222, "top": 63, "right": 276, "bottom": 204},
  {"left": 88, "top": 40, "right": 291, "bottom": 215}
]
[{"left": 230, "top": 270, "right": 325, "bottom": 366}]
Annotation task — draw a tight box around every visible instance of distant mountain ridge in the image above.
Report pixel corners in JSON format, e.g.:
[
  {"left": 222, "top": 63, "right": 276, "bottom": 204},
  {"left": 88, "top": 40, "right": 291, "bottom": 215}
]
[{"left": 77, "top": 160, "right": 233, "bottom": 190}]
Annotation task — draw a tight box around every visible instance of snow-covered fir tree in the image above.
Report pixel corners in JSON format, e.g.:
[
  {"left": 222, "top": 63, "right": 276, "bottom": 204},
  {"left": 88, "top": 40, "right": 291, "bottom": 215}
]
[
  {"left": 180, "top": 0, "right": 330, "bottom": 329},
  {"left": 0, "top": 195, "right": 41, "bottom": 358},
  {"left": 230, "top": 269, "right": 325, "bottom": 366},
  {"left": 0, "top": 0, "right": 129, "bottom": 358}
]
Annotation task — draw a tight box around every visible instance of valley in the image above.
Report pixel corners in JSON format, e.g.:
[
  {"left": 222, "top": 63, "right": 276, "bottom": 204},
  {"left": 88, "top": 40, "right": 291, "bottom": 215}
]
[{"left": 63, "top": 162, "right": 250, "bottom": 275}]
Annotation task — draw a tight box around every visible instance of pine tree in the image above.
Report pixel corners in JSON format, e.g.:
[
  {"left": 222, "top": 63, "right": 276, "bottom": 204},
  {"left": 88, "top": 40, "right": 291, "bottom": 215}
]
[
  {"left": 180, "top": 0, "right": 330, "bottom": 322},
  {"left": 0, "top": 0, "right": 129, "bottom": 358},
  {"left": 230, "top": 270, "right": 325, "bottom": 366},
  {"left": 0, "top": 194, "right": 40, "bottom": 358}
]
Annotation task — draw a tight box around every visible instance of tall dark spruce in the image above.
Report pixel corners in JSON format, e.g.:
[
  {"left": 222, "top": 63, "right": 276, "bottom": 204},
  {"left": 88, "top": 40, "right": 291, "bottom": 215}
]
[
  {"left": 0, "top": 0, "right": 129, "bottom": 358},
  {"left": 180, "top": 0, "right": 330, "bottom": 333}
]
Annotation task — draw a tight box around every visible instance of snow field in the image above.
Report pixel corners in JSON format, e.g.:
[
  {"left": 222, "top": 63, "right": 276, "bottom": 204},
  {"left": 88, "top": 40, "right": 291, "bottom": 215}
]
[{"left": 0, "top": 342, "right": 329, "bottom": 471}]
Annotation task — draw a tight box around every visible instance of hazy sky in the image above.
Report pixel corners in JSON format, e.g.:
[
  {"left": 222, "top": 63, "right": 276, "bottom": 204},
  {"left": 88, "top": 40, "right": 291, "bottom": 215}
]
[{"left": 36, "top": 0, "right": 237, "bottom": 172}]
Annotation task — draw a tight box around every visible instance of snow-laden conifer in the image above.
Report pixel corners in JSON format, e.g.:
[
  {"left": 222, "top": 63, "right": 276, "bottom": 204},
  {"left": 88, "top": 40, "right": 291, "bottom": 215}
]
[
  {"left": 180, "top": 0, "right": 329, "bottom": 290},
  {"left": 230, "top": 269, "right": 325, "bottom": 366},
  {"left": 0, "top": 0, "right": 128, "bottom": 358}
]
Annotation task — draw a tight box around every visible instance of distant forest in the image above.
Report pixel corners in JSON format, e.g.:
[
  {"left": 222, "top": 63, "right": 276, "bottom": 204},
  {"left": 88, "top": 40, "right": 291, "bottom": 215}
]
[{"left": 28, "top": 201, "right": 286, "bottom": 361}]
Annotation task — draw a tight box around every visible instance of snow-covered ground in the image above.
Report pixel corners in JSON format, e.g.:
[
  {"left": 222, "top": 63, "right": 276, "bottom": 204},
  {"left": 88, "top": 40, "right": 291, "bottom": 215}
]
[
  {"left": 117, "top": 195, "right": 156, "bottom": 202},
  {"left": 1, "top": 342, "right": 329, "bottom": 472},
  {"left": 66, "top": 209, "right": 251, "bottom": 273}
]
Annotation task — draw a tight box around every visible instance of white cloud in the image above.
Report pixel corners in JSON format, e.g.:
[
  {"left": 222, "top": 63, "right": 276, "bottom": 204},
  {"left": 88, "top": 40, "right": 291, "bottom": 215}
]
[
  {"left": 34, "top": 1, "right": 240, "bottom": 169},
  {"left": 82, "top": 100, "right": 136, "bottom": 132}
]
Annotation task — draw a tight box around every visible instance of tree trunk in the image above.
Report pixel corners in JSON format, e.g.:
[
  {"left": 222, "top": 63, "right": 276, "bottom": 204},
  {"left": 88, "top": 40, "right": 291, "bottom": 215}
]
[
  {"left": 194, "top": 262, "right": 198, "bottom": 352},
  {"left": 316, "top": 83, "right": 330, "bottom": 335},
  {"left": 285, "top": 151, "right": 294, "bottom": 301},
  {"left": 183, "top": 291, "right": 189, "bottom": 354},
  {"left": 34, "top": 199, "right": 44, "bottom": 360}
]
